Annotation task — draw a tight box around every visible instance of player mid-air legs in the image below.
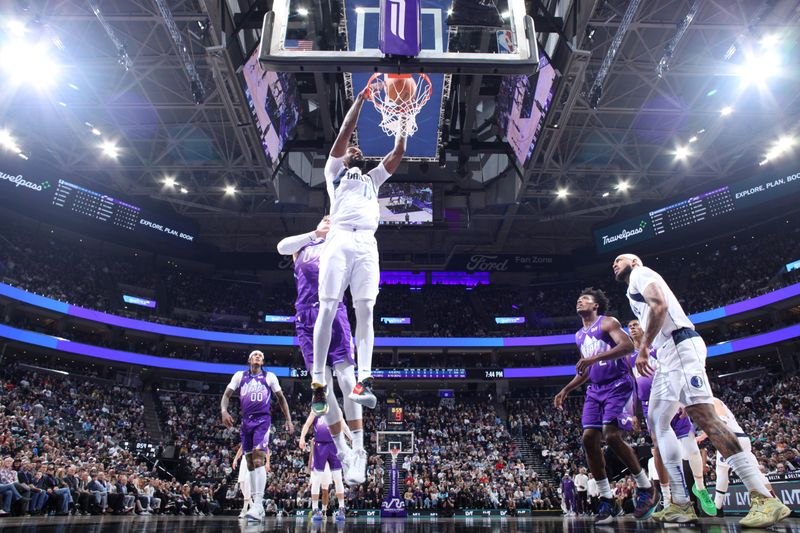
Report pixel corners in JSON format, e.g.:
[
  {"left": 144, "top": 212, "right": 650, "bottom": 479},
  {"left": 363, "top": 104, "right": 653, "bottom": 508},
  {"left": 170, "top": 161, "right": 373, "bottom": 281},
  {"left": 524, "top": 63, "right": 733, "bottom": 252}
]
[
  {"left": 554, "top": 288, "right": 659, "bottom": 524},
  {"left": 614, "top": 253, "right": 790, "bottom": 527},
  {"left": 310, "top": 82, "right": 406, "bottom": 414},
  {"left": 220, "top": 351, "right": 294, "bottom": 522},
  {"left": 277, "top": 218, "right": 368, "bottom": 484},
  {"left": 628, "top": 319, "right": 716, "bottom": 516}
]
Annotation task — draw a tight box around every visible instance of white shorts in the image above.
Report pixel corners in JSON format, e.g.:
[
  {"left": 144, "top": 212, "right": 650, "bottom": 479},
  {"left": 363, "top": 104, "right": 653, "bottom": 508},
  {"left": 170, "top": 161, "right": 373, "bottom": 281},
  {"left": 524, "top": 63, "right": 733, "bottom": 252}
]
[
  {"left": 319, "top": 228, "right": 379, "bottom": 302},
  {"left": 650, "top": 334, "right": 714, "bottom": 406},
  {"left": 717, "top": 436, "right": 752, "bottom": 467},
  {"left": 311, "top": 464, "right": 333, "bottom": 487}
]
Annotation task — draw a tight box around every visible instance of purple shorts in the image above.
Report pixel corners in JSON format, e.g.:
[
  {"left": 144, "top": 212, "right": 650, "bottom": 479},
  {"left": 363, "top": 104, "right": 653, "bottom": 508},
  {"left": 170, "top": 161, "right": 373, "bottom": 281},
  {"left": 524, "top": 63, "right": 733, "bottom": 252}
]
[
  {"left": 582, "top": 375, "right": 635, "bottom": 431},
  {"left": 313, "top": 441, "right": 342, "bottom": 472},
  {"left": 241, "top": 416, "right": 271, "bottom": 453},
  {"left": 642, "top": 402, "right": 694, "bottom": 439},
  {"left": 296, "top": 304, "right": 354, "bottom": 371}
]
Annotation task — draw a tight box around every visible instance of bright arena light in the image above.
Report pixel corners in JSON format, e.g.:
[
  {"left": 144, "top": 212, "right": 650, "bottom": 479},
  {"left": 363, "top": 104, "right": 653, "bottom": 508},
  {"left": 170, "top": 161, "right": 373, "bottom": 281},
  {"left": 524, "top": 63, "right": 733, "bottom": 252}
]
[
  {"left": 720, "top": 105, "right": 734, "bottom": 116},
  {"left": 225, "top": 185, "right": 237, "bottom": 195},
  {"left": 0, "top": 130, "right": 21, "bottom": 153},
  {"left": 615, "top": 180, "right": 630, "bottom": 191},
  {"left": 91, "top": 128, "right": 102, "bottom": 136},
  {"left": 5, "top": 20, "right": 28, "bottom": 36},
  {"left": 297, "top": 7, "right": 309, "bottom": 16},
  {"left": 675, "top": 145, "right": 691, "bottom": 160},
  {"left": 738, "top": 50, "right": 781, "bottom": 87},
  {"left": 100, "top": 140, "right": 119, "bottom": 159},
  {"left": 0, "top": 40, "right": 61, "bottom": 86},
  {"left": 759, "top": 33, "right": 780, "bottom": 49},
  {"left": 180, "top": 187, "right": 188, "bottom": 194},
  {"left": 556, "top": 188, "right": 569, "bottom": 199},
  {"left": 760, "top": 135, "right": 796, "bottom": 165},
  {"left": 163, "top": 176, "right": 176, "bottom": 187}
]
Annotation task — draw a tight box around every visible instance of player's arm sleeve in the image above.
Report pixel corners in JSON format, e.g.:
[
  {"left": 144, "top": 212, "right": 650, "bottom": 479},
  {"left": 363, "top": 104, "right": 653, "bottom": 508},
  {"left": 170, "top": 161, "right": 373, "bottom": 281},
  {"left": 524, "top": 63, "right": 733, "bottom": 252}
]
[
  {"left": 266, "top": 372, "right": 282, "bottom": 393},
  {"left": 276, "top": 232, "right": 318, "bottom": 256},
  {"left": 369, "top": 163, "right": 392, "bottom": 189},
  {"left": 227, "top": 371, "right": 243, "bottom": 392}
]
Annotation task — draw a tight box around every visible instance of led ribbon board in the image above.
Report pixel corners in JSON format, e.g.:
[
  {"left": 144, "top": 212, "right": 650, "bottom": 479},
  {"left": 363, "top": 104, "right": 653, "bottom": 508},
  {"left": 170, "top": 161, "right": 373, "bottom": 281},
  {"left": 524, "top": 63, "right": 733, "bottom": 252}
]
[{"left": 1, "top": 281, "right": 799, "bottom": 347}]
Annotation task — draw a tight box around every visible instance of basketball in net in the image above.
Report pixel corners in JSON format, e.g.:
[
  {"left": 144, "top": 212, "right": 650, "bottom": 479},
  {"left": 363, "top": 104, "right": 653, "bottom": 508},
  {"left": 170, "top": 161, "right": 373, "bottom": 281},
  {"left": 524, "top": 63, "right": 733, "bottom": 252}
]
[{"left": 365, "top": 73, "right": 432, "bottom": 138}]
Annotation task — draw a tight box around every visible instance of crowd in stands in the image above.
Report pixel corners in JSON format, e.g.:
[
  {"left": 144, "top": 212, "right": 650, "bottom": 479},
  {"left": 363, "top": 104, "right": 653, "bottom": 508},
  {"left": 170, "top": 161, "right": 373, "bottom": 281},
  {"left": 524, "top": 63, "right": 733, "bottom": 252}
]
[{"left": 2, "top": 212, "right": 800, "bottom": 342}]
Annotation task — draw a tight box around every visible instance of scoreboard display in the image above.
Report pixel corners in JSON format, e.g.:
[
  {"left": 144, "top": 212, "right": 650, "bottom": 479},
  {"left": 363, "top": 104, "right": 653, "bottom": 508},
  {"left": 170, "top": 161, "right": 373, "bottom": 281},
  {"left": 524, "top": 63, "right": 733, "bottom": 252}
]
[{"left": 387, "top": 405, "right": 404, "bottom": 426}]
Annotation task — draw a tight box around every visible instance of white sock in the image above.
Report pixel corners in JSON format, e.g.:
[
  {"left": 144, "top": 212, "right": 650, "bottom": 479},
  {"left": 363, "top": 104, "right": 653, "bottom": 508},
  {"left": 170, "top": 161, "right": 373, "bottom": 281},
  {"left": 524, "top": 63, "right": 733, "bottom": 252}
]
[
  {"left": 596, "top": 478, "right": 613, "bottom": 499},
  {"left": 714, "top": 490, "right": 726, "bottom": 509},
  {"left": 633, "top": 469, "right": 652, "bottom": 489},
  {"left": 664, "top": 462, "right": 690, "bottom": 505},
  {"left": 680, "top": 435, "right": 706, "bottom": 489},
  {"left": 660, "top": 483, "right": 671, "bottom": 505},
  {"left": 351, "top": 429, "right": 364, "bottom": 451},
  {"left": 250, "top": 467, "right": 267, "bottom": 507},
  {"left": 726, "top": 452, "right": 771, "bottom": 498},
  {"left": 338, "top": 496, "right": 346, "bottom": 509},
  {"left": 332, "top": 432, "right": 350, "bottom": 455}
]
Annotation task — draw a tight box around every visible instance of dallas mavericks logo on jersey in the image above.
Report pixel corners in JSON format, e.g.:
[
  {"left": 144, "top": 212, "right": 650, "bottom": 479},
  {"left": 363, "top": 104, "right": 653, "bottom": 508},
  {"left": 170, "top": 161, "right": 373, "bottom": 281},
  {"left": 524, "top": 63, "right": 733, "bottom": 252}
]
[
  {"left": 690, "top": 375, "right": 704, "bottom": 389},
  {"left": 334, "top": 167, "right": 372, "bottom": 190}
]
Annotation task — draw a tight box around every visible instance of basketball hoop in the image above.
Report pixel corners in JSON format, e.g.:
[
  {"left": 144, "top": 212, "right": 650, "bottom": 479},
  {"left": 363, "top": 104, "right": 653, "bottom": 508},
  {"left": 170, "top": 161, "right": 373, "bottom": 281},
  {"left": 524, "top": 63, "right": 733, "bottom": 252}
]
[
  {"left": 366, "top": 73, "right": 432, "bottom": 138},
  {"left": 389, "top": 446, "right": 401, "bottom": 468}
]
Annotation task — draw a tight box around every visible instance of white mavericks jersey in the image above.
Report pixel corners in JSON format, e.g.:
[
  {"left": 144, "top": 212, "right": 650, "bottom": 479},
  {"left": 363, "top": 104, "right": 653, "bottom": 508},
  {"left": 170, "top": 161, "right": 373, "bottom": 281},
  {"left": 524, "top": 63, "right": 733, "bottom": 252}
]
[
  {"left": 626, "top": 266, "right": 694, "bottom": 371},
  {"left": 324, "top": 155, "right": 391, "bottom": 232}
]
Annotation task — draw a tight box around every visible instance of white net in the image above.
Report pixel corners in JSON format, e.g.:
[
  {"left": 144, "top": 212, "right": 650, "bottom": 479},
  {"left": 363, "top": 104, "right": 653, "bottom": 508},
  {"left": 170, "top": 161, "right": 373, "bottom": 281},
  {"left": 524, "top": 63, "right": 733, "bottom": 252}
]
[{"left": 367, "top": 73, "right": 432, "bottom": 138}]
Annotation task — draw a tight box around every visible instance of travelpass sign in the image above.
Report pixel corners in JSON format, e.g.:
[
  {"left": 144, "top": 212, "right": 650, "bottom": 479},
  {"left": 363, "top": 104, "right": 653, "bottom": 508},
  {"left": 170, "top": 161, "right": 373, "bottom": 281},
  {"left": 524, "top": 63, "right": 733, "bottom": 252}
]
[{"left": 594, "top": 218, "right": 654, "bottom": 253}]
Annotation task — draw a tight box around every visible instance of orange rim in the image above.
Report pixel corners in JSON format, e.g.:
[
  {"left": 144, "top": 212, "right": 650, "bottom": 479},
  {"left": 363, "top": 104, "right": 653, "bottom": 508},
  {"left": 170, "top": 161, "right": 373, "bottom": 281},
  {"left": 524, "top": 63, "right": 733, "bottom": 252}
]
[{"left": 365, "top": 73, "right": 433, "bottom": 113}]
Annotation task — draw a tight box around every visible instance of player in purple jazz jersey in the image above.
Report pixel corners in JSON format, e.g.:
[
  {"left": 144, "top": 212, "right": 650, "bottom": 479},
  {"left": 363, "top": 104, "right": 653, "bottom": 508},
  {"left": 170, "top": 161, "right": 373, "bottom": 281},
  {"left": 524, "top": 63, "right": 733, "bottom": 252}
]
[
  {"left": 628, "top": 319, "right": 716, "bottom": 516},
  {"left": 554, "top": 288, "right": 659, "bottom": 524},
  {"left": 277, "top": 217, "right": 368, "bottom": 487},
  {"left": 300, "top": 412, "right": 349, "bottom": 522},
  {"left": 220, "top": 350, "right": 294, "bottom": 522}
]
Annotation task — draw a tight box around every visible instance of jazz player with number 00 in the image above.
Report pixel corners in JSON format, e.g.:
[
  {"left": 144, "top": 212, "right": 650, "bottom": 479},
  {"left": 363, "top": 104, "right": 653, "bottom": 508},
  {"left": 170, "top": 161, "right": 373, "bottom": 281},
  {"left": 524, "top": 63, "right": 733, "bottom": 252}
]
[
  {"left": 310, "top": 83, "right": 406, "bottom": 414},
  {"left": 277, "top": 216, "right": 368, "bottom": 485},
  {"left": 613, "top": 254, "right": 790, "bottom": 527},
  {"left": 554, "top": 288, "right": 659, "bottom": 524},
  {"left": 627, "top": 319, "right": 716, "bottom": 516},
  {"left": 220, "top": 350, "right": 295, "bottom": 522}
]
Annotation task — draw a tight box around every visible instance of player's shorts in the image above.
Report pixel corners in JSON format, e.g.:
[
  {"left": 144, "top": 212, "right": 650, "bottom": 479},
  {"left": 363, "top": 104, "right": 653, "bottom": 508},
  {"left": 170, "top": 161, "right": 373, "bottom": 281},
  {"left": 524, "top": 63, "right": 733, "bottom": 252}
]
[
  {"left": 582, "top": 375, "right": 634, "bottom": 431},
  {"left": 641, "top": 401, "right": 694, "bottom": 438},
  {"left": 650, "top": 329, "right": 714, "bottom": 406},
  {"left": 313, "top": 440, "right": 342, "bottom": 473},
  {"left": 716, "top": 435, "right": 751, "bottom": 468},
  {"left": 296, "top": 303, "right": 355, "bottom": 370},
  {"left": 240, "top": 416, "right": 271, "bottom": 454},
  {"left": 318, "top": 227, "right": 379, "bottom": 302}
]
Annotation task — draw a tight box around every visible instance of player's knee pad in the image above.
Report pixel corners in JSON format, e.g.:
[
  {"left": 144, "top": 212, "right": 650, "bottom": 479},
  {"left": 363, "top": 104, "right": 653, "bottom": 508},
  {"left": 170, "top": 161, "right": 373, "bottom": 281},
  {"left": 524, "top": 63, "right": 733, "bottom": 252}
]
[{"left": 332, "top": 470, "right": 345, "bottom": 494}]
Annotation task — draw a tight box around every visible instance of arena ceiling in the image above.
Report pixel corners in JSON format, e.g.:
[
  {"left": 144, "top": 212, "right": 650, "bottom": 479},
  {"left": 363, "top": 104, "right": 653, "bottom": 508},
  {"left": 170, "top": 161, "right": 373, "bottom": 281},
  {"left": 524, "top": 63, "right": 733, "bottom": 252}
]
[{"left": 3, "top": 0, "right": 799, "bottom": 261}]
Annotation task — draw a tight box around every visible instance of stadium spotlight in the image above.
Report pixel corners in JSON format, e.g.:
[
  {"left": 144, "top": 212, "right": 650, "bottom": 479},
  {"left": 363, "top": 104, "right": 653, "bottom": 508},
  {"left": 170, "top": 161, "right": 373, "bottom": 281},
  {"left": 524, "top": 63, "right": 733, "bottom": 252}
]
[
  {"left": 759, "top": 33, "right": 780, "bottom": 49},
  {"left": 91, "top": 127, "right": 102, "bottom": 136},
  {"left": 615, "top": 180, "right": 630, "bottom": 192},
  {"left": 602, "top": 192, "right": 610, "bottom": 198},
  {"left": 675, "top": 145, "right": 691, "bottom": 160},
  {"left": 738, "top": 49, "right": 781, "bottom": 87},
  {"left": 180, "top": 187, "right": 188, "bottom": 194},
  {"left": 720, "top": 105, "right": 734, "bottom": 116},
  {"left": 0, "top": 39, "right": 61, "bottom": 87},
  {"left": 556, "top": 188, "right": 569, "bottom": 199},
  {"left": 0, "top": 130, "right": 21, "bottom": 153},
  {"left": 760, "top": 135, "right": 796, "bottom": 165},
  {"left": 100, "top": 140, "right": 119, "bottom": 158},
  {"left": 163, "top": 176, "right": 176, "bottom": 188},
  {"left": 688, "top": 136, "right": 698, "bottom": 143},
  {"left": 225, "top": 185, "right": 237, "bottom": 196},
  {"left": 5, "top": 20, "right": 28, "bottom": 36},
  {"left": 297, "top": 7, "right": 309, "bottom": 15}
]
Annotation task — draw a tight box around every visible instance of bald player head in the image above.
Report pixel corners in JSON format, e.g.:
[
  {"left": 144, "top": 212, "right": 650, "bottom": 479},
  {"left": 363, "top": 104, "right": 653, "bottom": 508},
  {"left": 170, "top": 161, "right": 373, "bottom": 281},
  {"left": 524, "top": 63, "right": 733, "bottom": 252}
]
[{"left": 612, "top": 254, "right": 643, "bottom": 284}]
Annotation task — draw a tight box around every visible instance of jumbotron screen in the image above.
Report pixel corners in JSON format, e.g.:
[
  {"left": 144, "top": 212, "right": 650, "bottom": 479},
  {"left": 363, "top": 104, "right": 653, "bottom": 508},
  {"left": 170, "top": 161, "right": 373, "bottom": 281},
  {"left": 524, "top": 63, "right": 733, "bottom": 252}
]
[
  {"left": 242, "top": 48, "right": 301, "bottom": 168},
  {"left": 379, "top": 182, "right": 433, "bottom": 225}
]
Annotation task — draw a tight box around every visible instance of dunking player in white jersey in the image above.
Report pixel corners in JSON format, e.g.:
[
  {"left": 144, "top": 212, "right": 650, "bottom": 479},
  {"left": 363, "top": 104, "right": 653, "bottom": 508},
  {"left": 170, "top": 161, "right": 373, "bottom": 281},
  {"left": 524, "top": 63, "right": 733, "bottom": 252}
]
[
  {"left": 696, "top": 398, "right": 776, "bottom": 515},
  {"left": 220, "top": 350, "right": 294, "bottom": 522},
  {"left": 310, "top": 85, "right": 406, "bottom": 415},
  {"left": 613, "top": 254, "right": 789, "bottom": 527}
]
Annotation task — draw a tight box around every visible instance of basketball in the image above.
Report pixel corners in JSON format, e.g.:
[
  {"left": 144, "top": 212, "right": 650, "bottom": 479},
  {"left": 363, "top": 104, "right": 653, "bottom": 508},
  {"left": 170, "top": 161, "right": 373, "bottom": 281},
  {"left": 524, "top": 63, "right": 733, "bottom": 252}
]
[{"left": 384, "top": 74, "right": 417, "bottom": 105}]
